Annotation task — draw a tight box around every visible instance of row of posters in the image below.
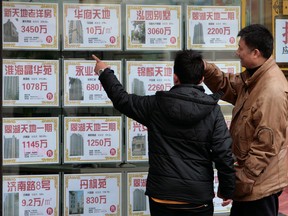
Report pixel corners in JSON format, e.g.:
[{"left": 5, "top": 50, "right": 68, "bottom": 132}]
[
  {"left": 3, "top": 2, "right": 288, "bottom": 59},
  {"left": 2, "top": 115, "right": 231, "bottom": 165},
  {"left": 2, "top": 59, "right": 241, "bottom": 107},
  {"left": 3, "top": 2, "right": 241, "bottom": 51},
  {"left": 2, "top": 171, "right": 230, "bottom": 216}
]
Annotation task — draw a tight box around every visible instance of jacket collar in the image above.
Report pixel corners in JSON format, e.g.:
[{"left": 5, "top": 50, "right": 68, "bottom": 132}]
[
  {"left": 170, "top": 84, "right": 205, "bottom": 92},
  {"left": 242, "top": 57, "right": 274, "bottom": 88}
]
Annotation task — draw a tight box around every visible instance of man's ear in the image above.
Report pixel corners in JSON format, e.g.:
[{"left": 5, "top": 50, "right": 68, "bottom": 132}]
[
  {"left": 253, "top": 48, "right": 261, "bottom": 57},
  {"left": 174, "top": 73, "right": 180, "bottom": 85},
  {"left": 198, "top": 76, "right": 204, "bottom": 84}
]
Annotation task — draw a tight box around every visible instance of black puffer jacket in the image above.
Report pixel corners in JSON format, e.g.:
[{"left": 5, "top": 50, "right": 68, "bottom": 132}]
[{"left": 99, "top": 69, "right": 235, "bottom": 204}]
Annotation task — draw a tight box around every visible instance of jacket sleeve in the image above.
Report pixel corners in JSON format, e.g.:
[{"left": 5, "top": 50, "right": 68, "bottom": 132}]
[
  {"left": 98, "top": 68, "right": 154, "bottom": 126},
  {"left": 211, "top": 106, "right": 235, "bottom": 199},
  {"left": 204, "top": 62, "right": 242, "bottom": 105}
]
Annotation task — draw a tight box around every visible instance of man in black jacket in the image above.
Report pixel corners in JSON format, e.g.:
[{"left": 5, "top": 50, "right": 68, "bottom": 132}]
[{"left": 92, "top": 50, "right": 235, "bottom": 216}]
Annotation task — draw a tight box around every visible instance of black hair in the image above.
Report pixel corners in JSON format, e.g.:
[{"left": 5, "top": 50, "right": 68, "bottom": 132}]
[
  {"left": 173, "top": 49, "right": 204, "bottom": 84},
  {"left": 237, "top": 24, "right": 273, "bottom": 59}
]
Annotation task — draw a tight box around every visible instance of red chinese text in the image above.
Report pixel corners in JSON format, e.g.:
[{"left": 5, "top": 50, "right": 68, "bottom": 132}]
[
  {"left": 5, "top": 64, "right": 53, "bottom": 76},
  {"left": 192, "top": 11, "right": 235, "bottom": 21},
  {"left": 86, "top": 195, "right": 107, "bottom": 204},
  {"left": 7, "top": 179, "right": 51, "bottom": 192},
  {"left": 80, "top": 178, "right": 107, "bottom": 189},
  {"left": 133, "top": 178, "right": 147, "bottom": 187},
  {"left": 70, "top": 122, "right": 117, "bottom": 132},
  {"left": 133, "top": 122, "right": 147, "bottom": 132},
  {"left": 282, "top": 21, "right": 288, "bottom": 55},
  {"left": 4, "top": 123, "right": 53, "bottom": 134},
  {"left": 73, "top": 8, "right": 111, "bottom": 19},
  {"left": 4, "top": 8, "right": 53, "bottom": 18},
  {"left": 75, "top": 66, "right": 94, "bottom": 76},
  {"left": 282, "top": 21, "right": 288, "bottom": 45},
  {"left": 226, "top": 67, "right": 235, "bottom": 74},
  {"left": 136, "top": 9, "right": 171, "bottom": 21},
  {"left": 137, "top": 66, "right": 172, "bottom": 77}
]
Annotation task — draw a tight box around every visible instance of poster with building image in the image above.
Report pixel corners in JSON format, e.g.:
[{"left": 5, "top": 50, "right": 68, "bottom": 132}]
[
  {"left": 63, "top": 3, "right": 121, "bottom": 50},
  {"left": 2, "top": 117, "right": 59, "bottom": 165},
  {"left": 63, "top": 60, "right": 121, "bottom": 107},
  {"left": 63, "top": 116, "right": 122, "bottom": 163},
  {"left": 3, "top": 175, "right": 59, "bottom": 216},
  {"left": 64, "top": 173, "right": 121, "bottom": 215},
  {"left": 2, "top": 59, "right": 59, "bottom": 107},
  {"left": 2, "top": 2, "right": 58, "bottom": 50},
  {"left": 126, "top": 61, "right": 174, "bottom": 96},
  {"left": 127, "top": 172, "right": 150, "bottom": 216},
  {"left": 126, "top": 118, "right": 148, "bottom": 162},
  {"left": 275, "top": 18, "right": 288, "bottom": 63},
  {"left": 203, "top": 61, "right": 241, "bottom": 105},
  {"left": 187, "top": 6, "right": 240, "bottom": 50},
  {"left": 126, "top": 5, "right": 182, "bottom": 50}
]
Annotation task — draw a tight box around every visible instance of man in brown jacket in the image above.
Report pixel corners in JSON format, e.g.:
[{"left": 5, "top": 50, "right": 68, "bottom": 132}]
[{"left": 203, "top": 24, "right": 288, "bottom": 216}]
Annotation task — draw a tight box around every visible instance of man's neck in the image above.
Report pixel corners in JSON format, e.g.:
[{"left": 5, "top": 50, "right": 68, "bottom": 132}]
[
  {"left": 247, "top": 65, "right": 261, "bottom": 76},
  {"left": 246, "top": 57, "right": 268, "bottom": 76}
]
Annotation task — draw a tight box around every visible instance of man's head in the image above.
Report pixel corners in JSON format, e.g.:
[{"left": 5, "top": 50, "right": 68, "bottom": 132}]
[
  {"left": 173, "top": 49, "right": 204, "bottom": 85},
  {"left": 236, "top": 24, "right": 273, "bottom": 68}
]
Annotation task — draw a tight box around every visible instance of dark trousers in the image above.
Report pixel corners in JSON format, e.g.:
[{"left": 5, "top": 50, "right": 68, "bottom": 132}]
[
  {"left": 149, "top": 197, "right": 214, "bottom": 216},
  {"left": 230, "top": 192, "right": 282, "bottom": 216}
]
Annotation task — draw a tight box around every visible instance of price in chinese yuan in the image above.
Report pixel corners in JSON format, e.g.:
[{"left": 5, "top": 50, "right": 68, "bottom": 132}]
[
  {"left": 207, "top": 27, "right": 231, "bottom": 35},
  {"left": 148, "top": 27, "right": 171, "bottom": 35},
  {"left": 148, "top": 83, "right": 171, "bottom": 91},
  {"left": 86, "top": 83, "right": 103, "bottom": 91},
  {"left": 86, "top": 26, "right": 112, "bottom": 35},
  {"left": 22, "top": 82, "right": 48, "bottom": 91},
  {"left": 87, "top": 138, "right": 111, "bottom": 147},
  {"left": 22, "top": 140, "right": 48, "bottom": 149},
  {"left": 21, "top": 25, "right": 48, "bottom": 34},
  {"left": 86, "top": 195, "right": 107, "bottom": 204},
  {"left": 22, "top": 197, "right": 52, "bottom": 207}
]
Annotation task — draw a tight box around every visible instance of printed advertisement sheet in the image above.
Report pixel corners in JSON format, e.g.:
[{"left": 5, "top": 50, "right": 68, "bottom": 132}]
[
  {"left": 126, "top": 5, "right": 181, "bottom": 50},
  {"left": 2, "top": 2, "right": 58, "bottom": 50},
  {"left": 3, "top": 117, "right": 59, "bottom": 165},
  {"left": 63, "top": 60, "right": 121, "bottom": 107},
  {"left": 64, "top": 116, "right": 122, "bottom": 163},
  {"left": 3, "top": 175, "right": 59, "bottom": 216},
  {"left": 187, "top": 6, "right": 240, "bottom": 50},
  {"left": 64, "top": 173, "right": 121, "bottom": 215},
  {"left": 3, "top": 59, "right": 59, "bottom": 107},
  {"left": 63, "top": 4, "right": 121, "bottom": 50}
]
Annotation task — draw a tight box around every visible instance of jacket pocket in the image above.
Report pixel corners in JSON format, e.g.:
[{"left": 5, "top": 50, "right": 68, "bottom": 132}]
[
  {"left": 233, "top": 139, "right": 249, "bottom": 160},
  {"left": 234, "top": 167, "right": 255, "bottom": 198},
  {"left": 233, "top": 112, "right": 254, "bottom": 158}
]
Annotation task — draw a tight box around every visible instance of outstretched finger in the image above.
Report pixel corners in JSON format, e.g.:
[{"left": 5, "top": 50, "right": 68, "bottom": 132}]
[{"left": 92, "top": 54, "right": 101, "bottom": 62}]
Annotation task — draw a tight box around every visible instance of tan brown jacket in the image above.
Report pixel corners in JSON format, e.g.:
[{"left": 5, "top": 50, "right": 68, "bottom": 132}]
[{"left": 204, "top": 57, "right": 288, "bottom": 201}]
